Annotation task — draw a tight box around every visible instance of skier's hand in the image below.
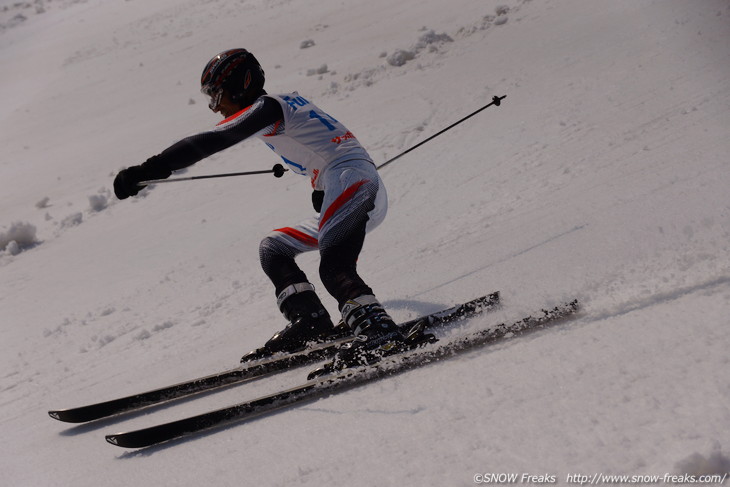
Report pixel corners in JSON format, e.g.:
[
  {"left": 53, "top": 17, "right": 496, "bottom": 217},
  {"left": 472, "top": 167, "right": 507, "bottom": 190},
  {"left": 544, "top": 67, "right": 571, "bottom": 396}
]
[
  {"left": 113, "top": 166, "right": 147, "bottom": 199},
  {"left": 113, "top": 156, "right": 172, "bottom": 200}
]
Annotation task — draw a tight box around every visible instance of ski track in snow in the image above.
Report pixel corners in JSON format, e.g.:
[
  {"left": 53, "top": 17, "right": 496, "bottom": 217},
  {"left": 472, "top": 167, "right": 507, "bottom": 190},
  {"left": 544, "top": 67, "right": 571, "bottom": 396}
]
[{"left": 1, "top": 0, "right": 730, "bottom": 485}]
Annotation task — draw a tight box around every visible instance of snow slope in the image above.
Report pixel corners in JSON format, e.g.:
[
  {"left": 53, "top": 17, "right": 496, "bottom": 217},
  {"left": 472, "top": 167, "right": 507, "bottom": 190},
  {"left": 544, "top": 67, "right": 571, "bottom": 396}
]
[{"left": 1, "top": 0, "right": 729, "bottom": 485}]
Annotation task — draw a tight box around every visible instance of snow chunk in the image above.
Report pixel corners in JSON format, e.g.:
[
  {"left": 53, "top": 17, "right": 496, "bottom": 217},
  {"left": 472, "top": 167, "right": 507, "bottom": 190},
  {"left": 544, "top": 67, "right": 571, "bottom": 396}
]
[
  {"left": 88, "top": 193, "right": 108, "bottom": 212},
  {"left": 387, "top": 29, "right": 452, "bottom": 67},
  {"left": 495, "top": 5, "right": 510, "bottom": 16},
  {"left": 97, "top": 335, "right": 116, "bottom": 347},
  {"left": 414, "top": 30, "right": 453, "bottom": 50},
  {"left": 0, "top": 221, "right": 38, "bottom": 253},
  {"left": 6, "top": 240, "right": 21, "bottom": 256},
  {"left": 306, "top": 64, "right": 329, "bottom": 76},
  {"left": 99, "top": 307, "right": 116, "bottom": 317},
  {"left": 387, "top": 49, "right": 416, "bottom": 67},
  {"left": 135, "top": 330, "right": 152, "bottom": 341},
  {"left": 152, "top": 321, "right": 175, "bottom": 332},
  {"left": 342, "top": 66, "right": 386, "bottom": 89},
  {"left": 60, "top": 212, "right": 83, "bottom": 228},
  {"left": 494, "top": 15, "right": 509, "bottom": 26}
]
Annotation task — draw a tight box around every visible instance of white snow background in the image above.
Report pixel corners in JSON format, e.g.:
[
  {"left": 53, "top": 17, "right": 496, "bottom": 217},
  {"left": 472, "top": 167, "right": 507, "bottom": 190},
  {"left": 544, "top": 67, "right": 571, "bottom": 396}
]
[{"left": 1, "top": 0, "right": 729, "bottom": 485}]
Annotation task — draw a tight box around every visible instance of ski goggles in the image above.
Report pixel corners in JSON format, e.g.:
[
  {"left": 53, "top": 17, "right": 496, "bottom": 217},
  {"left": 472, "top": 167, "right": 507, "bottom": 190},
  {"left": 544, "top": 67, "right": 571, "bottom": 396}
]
[{"left": 201, "top": 85, "right": 223, "bottom": 112}]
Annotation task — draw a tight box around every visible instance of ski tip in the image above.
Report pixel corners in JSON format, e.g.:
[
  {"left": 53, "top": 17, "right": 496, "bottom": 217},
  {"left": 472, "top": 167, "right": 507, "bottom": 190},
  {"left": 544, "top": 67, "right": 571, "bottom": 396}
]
[
  {"left": 48, "top": 410, "right": 80, "bottom": 423},
  {"left": 47, "top": 408, "right": 94, "bottom": 423},
  {"left": 105, "top": 433, "right": 139, "bottom": 448}
]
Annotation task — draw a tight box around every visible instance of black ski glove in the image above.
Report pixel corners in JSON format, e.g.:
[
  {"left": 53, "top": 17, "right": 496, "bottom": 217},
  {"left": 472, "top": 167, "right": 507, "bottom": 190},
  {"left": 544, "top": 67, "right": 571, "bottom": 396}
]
[
  {"left": 312, "top": 190, "right": 324, "bottom": 213},
  {"left": 113, "top": 156, "right": 172, "bottom": 200}
]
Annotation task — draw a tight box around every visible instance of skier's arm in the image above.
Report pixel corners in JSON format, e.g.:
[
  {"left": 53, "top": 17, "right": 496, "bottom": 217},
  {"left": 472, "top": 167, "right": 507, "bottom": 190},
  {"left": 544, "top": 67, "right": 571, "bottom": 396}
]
[
  {"left": 157, "top": 96, "right": 283, "bottom": 171},
  {"left": 113, "top": 96, "right": 283, "bottom": 199}
]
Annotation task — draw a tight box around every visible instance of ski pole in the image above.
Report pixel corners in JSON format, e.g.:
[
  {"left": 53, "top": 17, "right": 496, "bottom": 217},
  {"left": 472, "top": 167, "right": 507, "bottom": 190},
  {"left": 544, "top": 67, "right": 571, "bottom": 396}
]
[
  {"left": 139, "top": 163, "right": 287, "bottom": 186},
  {"left": 376, "top": 95, "right": 506, "bottom": 171},
  {"left": 138, "top": 94, "right": 505, "bottom": 185}
]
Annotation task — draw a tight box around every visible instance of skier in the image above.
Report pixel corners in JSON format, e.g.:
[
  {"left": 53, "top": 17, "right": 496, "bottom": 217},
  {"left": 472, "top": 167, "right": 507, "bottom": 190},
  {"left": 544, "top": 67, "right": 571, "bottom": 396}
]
[{"left": 113, "top": 48, "right": 411, "bottom": 369}]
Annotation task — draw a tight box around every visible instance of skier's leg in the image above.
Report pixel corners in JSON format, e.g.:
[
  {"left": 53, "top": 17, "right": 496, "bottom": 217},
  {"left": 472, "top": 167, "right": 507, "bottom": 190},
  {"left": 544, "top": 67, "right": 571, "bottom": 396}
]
[
  {"left": 314, "top": 162, "right": 425, "bottom": 372},
  {"left": 316, "top": 162, "right": 406, "bottom": 366},
  {"left": 254, "top": 218, "right": 335, "bottom": 356},
  {"left": 317, "top": 162, "right": 387, "bottom": 308}
]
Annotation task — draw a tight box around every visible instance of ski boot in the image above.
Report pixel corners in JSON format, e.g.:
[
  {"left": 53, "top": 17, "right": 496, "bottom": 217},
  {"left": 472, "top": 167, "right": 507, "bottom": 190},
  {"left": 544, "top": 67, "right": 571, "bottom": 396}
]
[
  {"left": 308, "top": 295, "right": 436, "bottom": 378},
  {"left": 241, "top": 283, "right": 344, "bottom": 362}
]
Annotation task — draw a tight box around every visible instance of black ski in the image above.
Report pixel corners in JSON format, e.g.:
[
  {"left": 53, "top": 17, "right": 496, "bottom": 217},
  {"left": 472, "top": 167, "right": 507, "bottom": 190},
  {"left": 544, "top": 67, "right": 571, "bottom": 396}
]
[
  {"left": 49, "top": 292, "right": 499, "bottom": 424},
  {"left": 105, "top": 299, "right": 578, "bottom": 449}
]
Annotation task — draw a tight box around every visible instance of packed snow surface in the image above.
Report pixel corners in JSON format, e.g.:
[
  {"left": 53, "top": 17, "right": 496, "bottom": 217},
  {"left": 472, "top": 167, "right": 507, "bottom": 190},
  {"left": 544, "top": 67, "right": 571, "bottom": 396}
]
[{"left": 1, "top": 0, "right": 729, "bottom": 485}]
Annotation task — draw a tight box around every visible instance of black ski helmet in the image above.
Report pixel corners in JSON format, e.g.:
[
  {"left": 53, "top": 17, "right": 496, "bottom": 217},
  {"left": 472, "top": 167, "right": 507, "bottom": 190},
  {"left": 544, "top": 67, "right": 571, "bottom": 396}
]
[{"left": 200, "top": 49, "right": 265, "bottom": 111}]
